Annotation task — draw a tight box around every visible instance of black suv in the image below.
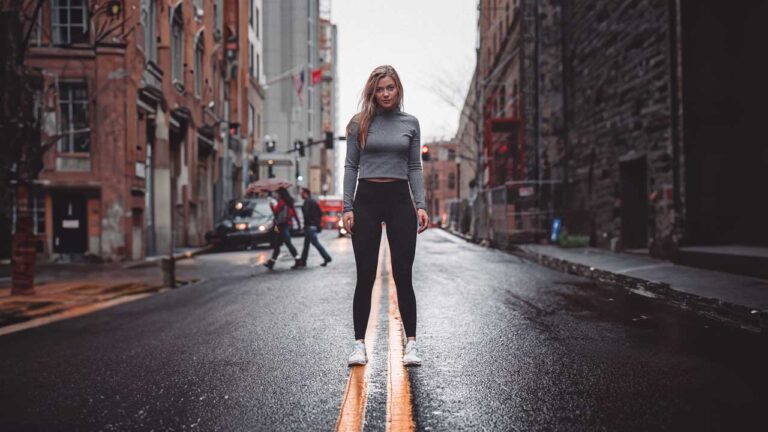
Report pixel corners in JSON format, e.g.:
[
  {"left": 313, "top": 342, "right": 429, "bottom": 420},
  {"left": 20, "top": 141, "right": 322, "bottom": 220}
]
[{"left": 205, "top": 198, "right": 276, "bottom": 249}]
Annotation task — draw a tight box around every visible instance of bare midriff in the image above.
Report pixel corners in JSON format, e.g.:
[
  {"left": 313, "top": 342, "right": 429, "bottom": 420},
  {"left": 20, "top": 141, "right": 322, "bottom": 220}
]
[{"left": 364, "top": 178, "right": 399, "bottom": 183}]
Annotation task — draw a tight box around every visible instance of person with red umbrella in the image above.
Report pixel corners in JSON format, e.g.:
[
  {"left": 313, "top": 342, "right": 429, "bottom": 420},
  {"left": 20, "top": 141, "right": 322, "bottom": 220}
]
[{"left": 264, "top": 187, "right": 303, "bottom": 270}]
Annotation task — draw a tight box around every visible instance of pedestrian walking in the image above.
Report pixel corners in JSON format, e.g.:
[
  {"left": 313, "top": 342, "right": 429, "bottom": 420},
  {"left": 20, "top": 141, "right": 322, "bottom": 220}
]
[
  {"left": 264, "top": 187, "right": 303, "bottom": 270},
  {"left": 342, "top": 65, "right": 429, "bottom": 367},
  {"left": 295, "top": 188, "right": 332, "bottom": 268}
]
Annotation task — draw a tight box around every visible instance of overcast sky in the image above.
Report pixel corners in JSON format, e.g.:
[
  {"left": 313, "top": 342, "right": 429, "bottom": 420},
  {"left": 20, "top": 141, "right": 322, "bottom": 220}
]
[{"left": 331, "top": 0, "right": 478, "bottom": 193}]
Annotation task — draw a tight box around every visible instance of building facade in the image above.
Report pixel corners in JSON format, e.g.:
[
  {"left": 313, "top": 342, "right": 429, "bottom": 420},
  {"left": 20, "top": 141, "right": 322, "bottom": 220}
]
[
  {"left": 262, "top": 0, "right": 319, "bottom": 193},
  {"left": 19, "top": 0, "right": 262, "bottom": 261},
  {"left": 423, "top": 141, "right": 461, "bottom": 228},
  {"left": 262, "top": 0, "right": 336, "bottom": 197},
  {"left": 467, "top": 0, "right": 768, "bottom": 255}
]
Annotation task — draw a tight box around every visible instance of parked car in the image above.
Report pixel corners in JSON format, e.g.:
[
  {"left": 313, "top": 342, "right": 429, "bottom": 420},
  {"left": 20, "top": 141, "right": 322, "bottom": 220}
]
[{"left": 205, "top": 198, "right": 276, "bottom": 249}]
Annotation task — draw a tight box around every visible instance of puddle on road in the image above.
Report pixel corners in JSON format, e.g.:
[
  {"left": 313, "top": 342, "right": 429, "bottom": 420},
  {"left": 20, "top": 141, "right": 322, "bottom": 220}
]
[{"left": 543, "top": 279, "right": 768, "bottom": 376}]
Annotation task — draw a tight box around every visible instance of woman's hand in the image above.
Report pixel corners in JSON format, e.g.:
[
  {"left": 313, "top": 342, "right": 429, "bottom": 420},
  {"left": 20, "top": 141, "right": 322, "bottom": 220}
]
[
  {"left": 343, "top": 211, "right": 355, "bottom": 234},
  {"left": 417, "top": 209, "right": 429, "bottom": 233}
]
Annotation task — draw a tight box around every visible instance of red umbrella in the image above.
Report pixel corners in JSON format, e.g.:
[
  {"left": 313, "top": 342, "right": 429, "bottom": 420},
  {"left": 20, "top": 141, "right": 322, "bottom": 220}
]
[{"left": 246, "top": 178, "right": 293, "bottom": 194}]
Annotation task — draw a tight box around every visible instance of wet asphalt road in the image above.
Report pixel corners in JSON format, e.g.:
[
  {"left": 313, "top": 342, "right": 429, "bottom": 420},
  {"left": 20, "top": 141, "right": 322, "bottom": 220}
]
[{"left": 1, "top": 229, "right": 767, "bottom": 431}]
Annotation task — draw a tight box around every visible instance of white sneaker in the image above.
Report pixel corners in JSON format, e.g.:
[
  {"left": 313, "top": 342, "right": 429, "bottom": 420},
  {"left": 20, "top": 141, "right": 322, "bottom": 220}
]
[
  {"left": 403, "top": 340, "right": 422, "bottom": 366},
  {"left": 347, "top": 341, "right": 367, "bottom": 366}
]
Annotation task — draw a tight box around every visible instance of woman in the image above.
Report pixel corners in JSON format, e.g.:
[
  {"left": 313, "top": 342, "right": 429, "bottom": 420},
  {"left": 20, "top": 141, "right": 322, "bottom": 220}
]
[
  {"left": 342, "top": 65, "right": 429, "bottom": 367},
  {"left": 264, "top": 187, "right": 303, "bottom": 270}
]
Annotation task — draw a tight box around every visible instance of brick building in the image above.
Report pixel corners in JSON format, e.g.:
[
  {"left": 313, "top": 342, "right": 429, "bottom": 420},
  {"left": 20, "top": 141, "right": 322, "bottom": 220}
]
[
  {"left": 19, "top": 0, "right": 263, "bottom": 261},
  {"left": 422, "top": 141, "right": 461, "bottom": 228},
  {"left": 467, "top": 0, "right": 768, "bottom": 255},
  {"left": 473, "top": 0, "right": 562, "bottom": 244}
]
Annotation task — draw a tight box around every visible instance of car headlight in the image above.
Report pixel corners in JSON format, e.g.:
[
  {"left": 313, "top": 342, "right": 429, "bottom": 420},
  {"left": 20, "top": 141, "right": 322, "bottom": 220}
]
[
  {"left": 258, "top": 225, "right": 267, "bottom": 232},
  {"left": 235, "top": 223, "right": 248, "bottom": 231},
  {"left": 338, "top": 219, "right": 344, "bottom": 228}
]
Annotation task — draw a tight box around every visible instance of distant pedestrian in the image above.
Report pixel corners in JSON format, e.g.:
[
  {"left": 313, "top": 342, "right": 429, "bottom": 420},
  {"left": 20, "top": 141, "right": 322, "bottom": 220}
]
[
  {"left": 294, "top": 188, "right": 332, "bottom": 268},
  {"left": 342, "top": 65, "right": 429, "bottom": 367},
  {"left": 264, "top": 187, "right": 302, "bottom": 270}
]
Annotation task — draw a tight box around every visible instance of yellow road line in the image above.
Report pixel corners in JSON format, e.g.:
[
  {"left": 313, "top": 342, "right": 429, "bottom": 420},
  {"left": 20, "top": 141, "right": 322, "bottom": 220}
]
[
  {"left": 385, "top": 253, "right": 416, "bottom": 432},
  {"left": 335, "top": 243, "right": 387, "bottom": 432}
]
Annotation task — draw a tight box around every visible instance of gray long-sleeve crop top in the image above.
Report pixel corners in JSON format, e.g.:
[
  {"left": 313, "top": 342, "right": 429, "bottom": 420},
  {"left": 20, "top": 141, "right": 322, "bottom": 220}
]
[{"left": 342, "top": 108, "right": 427, "bottom": 213}]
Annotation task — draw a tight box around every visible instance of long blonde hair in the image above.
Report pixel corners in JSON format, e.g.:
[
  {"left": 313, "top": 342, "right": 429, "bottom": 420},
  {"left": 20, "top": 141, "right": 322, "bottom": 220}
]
[{"left": 348, "top": 65, "right": 404, "bottom": 150}]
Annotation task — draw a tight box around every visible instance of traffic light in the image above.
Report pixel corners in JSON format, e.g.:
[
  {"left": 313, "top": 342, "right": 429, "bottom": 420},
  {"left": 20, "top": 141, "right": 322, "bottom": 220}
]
[
  {"left": 228, "top": 123, "right": 240, "bottom": 151},
  {"left": 421, "top": 144, "right": 431, "bottom": 161},
  {"left": 264, "top": 135, "right": 276, "bottom": 152},
  {"left": 324, "top": 131, "right": 334, "bottom": 149},
  {"left": 249, "top": 156, "right": 259, "bottom": 182},
  {"left": 294, "top": 140, "right": 306, "bottom": 157},
  {"left": 229, "top": 123, "right": 240, "bottom": 137}
]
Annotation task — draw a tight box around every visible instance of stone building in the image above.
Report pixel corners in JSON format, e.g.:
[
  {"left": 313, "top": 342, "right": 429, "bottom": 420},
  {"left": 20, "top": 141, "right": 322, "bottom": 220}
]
[
  {"left": 317, "top": 14, "right": 338, "bottom": 195},
  {"left": 262, "top": 0, "right": 337, "bottom": 197},
  {"left": 557, "top": 0, "right": 768, "bottom": 254},
  {"left": 20, "top": 0, "right": 263, "bottom": 261},
  {"left": 468, "top": 0, "right": 767, "bottom": 255}
]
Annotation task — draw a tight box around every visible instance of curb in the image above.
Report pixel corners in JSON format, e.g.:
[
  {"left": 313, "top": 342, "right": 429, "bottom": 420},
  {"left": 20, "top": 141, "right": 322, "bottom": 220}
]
[
  {"left": 439, "top": 229, "right": 768, "bottom": 334},
  {"left": 122, "top": 245, "right": 213, "bottom": 269},
  {"left": 0, "top": 277, "right": 200, "bottom": 335}
]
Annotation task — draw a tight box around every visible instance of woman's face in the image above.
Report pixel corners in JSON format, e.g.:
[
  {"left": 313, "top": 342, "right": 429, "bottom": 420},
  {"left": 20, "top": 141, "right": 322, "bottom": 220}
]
[{"left": 374, "top": 76, "right": 398, "bottom": 111}]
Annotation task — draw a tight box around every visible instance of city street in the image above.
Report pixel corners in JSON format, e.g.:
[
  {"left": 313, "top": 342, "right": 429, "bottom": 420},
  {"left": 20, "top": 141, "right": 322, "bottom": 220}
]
[{"left": 1, "top": 229, "right": 766, "bottom": 431}]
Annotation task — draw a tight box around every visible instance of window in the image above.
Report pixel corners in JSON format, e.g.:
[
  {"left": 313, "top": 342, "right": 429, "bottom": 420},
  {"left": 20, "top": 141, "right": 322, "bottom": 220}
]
[
  {"left": 256, "top": 53, "right": 260, "bottom": 81},
  {"left": 195, "top": 34, "right": 204, "bottom": 96},
  {"left": 448, "top": 173, "right": 456, "bottom": 190},
  {"left": 213, "top": 1, "right": 221, "bottom": 41},
  {"left": 448, "top": 149, "right": 456, "bottom": 161},
  {"left": 32, "top": 193, "right": 45, "bottom": 235},
  {"left": 248, "top": 104, "right": 255, "bottom": 135},
  {"left": 171, "top": 7, "right": 184, "bottom": 84},
  {"left": 58, "top": 82, "right": 90, "bottom": 153},
  {"left": 249, "top": 0, "right": 254, "bottom": 26},
  {"left": 51, "top": 0, "right": 89, "bottom": 45},
  {"left": 141, "top": 0, "right": 157, "bottom": 61},
  {"left": 249, "top": 43, "right": 254, "bottom": 77},
  {"left": 256, "top": 7, "right": 260, "bottom": 39}
]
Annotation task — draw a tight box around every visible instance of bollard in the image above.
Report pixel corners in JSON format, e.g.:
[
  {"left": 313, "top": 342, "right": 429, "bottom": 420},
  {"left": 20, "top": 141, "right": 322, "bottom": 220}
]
[{"left": 161, "top": 256, "right": 176, "bottom": 288}]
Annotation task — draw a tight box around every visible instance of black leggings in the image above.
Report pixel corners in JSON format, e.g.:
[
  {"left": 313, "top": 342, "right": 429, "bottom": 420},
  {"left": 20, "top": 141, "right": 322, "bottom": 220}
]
[{"left": 352, "top": 179, "right": 417, "bottom": 340}]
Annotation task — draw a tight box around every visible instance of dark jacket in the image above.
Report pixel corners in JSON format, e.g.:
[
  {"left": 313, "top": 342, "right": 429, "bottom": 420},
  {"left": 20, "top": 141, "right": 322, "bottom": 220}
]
[{"left": 302, "top": 198, "right": 322, "bottom": 229}]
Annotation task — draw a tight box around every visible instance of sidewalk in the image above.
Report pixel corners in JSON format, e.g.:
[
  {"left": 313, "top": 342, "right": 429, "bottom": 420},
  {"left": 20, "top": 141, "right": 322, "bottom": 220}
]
[
  {"left": 0, "top": 246, "right": 209, "bottom": 332},
  {"left": 514, "top": 244, "right": 768, "bottom": 332},
  {"left": 441, "top": 229, "right": 768, "bottom": 332}
]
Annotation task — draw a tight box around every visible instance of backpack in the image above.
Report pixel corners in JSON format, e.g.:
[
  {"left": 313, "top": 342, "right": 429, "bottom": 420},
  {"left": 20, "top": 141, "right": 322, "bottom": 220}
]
[{"left": 275, "top": 203, "right": 289, "bottom": 224}]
